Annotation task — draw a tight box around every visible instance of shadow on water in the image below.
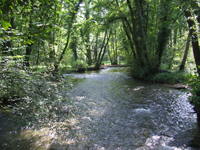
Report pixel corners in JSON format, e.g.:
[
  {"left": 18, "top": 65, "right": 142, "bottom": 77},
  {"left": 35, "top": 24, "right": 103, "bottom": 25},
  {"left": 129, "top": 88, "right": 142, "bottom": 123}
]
[{"left": 0, "top": 67, "right": 199, "bottom": 150}]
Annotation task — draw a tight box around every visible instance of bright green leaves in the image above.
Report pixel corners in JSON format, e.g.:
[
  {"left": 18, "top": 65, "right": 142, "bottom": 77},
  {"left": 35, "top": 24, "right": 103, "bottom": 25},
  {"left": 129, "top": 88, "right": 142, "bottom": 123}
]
[
  {"left": 24, "top": 39, "right": 34, "bottom": 45},
  {"left": 0, "top": 19, "right": 11, "bottom": 30}
]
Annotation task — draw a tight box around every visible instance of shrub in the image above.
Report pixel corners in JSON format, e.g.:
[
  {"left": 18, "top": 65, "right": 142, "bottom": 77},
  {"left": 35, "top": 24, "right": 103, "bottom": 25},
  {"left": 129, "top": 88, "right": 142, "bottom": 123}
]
[
  {"left": 0, "top": 62, "right": 74, "bottom": 128},
  {"left": 187, "top": 75, "right": 200, "bottom": 108},
  {"left": 149, "top": 71, "right": 188, "bottom": 84}
]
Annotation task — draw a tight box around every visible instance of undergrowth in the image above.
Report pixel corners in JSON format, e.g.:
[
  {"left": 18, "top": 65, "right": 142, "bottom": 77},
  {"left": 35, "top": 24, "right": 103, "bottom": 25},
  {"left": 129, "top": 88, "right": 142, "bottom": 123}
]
[
  {"left": 149, "top": 71, "right": 188, "bottom": 84},
  {"left": 130, "top": 63, "right": 188, "bottom": 84},
  {"left": 0, "top": 62, "right": 74, "bottom": 128}
]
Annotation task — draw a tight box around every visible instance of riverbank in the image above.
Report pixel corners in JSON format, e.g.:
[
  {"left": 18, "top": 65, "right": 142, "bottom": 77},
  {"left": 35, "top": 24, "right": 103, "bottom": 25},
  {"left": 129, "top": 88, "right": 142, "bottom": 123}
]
[
  {"left": 61, "top": 64, "right": 129, "bottom": 73},
  {"left": 160, "top": 83, "right": 188, "bottom": 89}
]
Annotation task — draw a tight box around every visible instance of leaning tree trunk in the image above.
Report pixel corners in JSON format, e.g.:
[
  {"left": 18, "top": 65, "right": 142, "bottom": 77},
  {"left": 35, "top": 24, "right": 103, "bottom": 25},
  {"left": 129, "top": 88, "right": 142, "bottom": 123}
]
[
  {"left": 184, "top": 9, "right": 200, "bottom": 76},
  {"left": 168, "top": 29, "right": 177, "bottom": 69},
  {"left": 54, "top": 0, "right": 82, "bottom": 72},
  {"left": 95, "top": 30, "right": 111, "bottom": 69},
  {"left": 126, "top": 0, "right": 143, "bottom": 64},
  {"left": 179, "top": 32, "right": 190, "bottom": 70},
  {"left": 116, "top": 0, "right": 136, "bottom": 59}
]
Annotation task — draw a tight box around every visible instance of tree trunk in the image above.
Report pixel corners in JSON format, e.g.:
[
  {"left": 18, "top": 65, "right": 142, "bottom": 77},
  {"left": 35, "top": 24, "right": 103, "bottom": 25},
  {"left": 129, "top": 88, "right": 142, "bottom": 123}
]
[
  {"left": 155, "top": 0, "right": 172, "bottom": 71},
  {"left": 49, "top": 5, "right": 57, "bottom": 69},
  {"left": 114, "top": 30, "right": 118, "bottom": 65},
  {"left": 107, "top": 48, "right": 113, "bottom": 65},
  {"left": 168, "top": 29, "right": 177, "bottom": 69},
  {"left": 54, "top": 0, "right": 82, "bottom": 71},
  {"left": 135, "top": 0, "right": 148, "bottom": 63},
  {"left": 116, "top": 0, "right": 136, "bottom": 59},
  {"left": 24, "top": 37, "right": 32, "bottom": 68},
  {"left": 95, "top": 30, "right": 111, "bottom": 69},
  {"left": 112, "top": 33, "right": 115, "bottom": 65},
  {"left": 9, "top": 17, "right": 15, "bottom": 56},
  {"left": 94, "top": 32, "right": 98, "bottom": 63},
  {"left": 126, "top": 0, "right": 143, "bottom": 63},
  {"left": 179, "top": 32, "right": 190, "bottom": 70},
  {"left": 122, "top": 21, "right": 136, "bottom": 59},
  {"left": 99, "top": 31, "right": 112, "bottom": 67},
  {"left": 24, "top": 13, "right": 33, "bottom": 69},
  {"left": 184, "top": 9, "right": 200, "bottom": 76},
  {"left": 36, "top": 42, "right": 40, "bottom": 66},
  {"left": 85, "top": 1, "right": 92, "bottom": 65},
  {"left": 70, "top": 33, "right": 78, "bottom": 61}
]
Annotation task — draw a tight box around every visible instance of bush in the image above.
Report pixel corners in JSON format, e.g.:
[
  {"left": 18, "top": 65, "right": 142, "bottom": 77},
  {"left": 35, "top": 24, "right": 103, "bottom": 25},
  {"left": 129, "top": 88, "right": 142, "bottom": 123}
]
[
  {"left": 149, "top": 71, "right": 188, "bottom": 84},
  {"left": 129, "top": 61, "right": 188, "bottom": 84},
  {"left": 130, "top": 64, "right": 153, "bottom": 81},
  {"left": 0, "top": 63, "right": 28, "bottom": 104},
  {"left": 187, "top": 75, "right": 200, "bottom": 108},
  {"left": 0, "top": 62, "right": 74, "bottom": 128}
]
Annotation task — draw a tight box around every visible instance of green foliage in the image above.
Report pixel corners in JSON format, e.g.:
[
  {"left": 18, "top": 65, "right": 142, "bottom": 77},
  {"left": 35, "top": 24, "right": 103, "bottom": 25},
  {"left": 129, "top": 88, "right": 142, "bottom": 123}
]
[
  {"left": 0, "top": 18, "right": 11, "bottom": 30},
  {"left": 130, "top": 60, "right": 188, "bottom": 84},
  {"left": 0, "top": 61, "right": 26, "bottom": 103},
  {"left": 0, "top": 61, "right": 74, "bottom": 128},
  {"left": 187, "top": 74, "right": 200, "bottom": 107},
  {"left": 149, "top": 71, "right": 188, "bottom": 84},
  {"left": 71, "top": 59, "right": 88, "bottom": 72},
  {"left": 130, "top": 65, "right": 153, "bottom": 81}
]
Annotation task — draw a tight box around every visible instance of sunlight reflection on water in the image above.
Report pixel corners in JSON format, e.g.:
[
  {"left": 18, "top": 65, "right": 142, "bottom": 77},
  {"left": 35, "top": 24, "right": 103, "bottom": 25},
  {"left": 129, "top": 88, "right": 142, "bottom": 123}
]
[{"left": 0, "top": 67, "right": 198, "bottom": 150}]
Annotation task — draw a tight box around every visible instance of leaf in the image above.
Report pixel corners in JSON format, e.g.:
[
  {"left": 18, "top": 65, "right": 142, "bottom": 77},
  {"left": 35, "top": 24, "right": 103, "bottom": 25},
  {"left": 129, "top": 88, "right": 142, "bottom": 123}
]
[{"left": 1, "top": 19, "right": 11, "bottom": 30}]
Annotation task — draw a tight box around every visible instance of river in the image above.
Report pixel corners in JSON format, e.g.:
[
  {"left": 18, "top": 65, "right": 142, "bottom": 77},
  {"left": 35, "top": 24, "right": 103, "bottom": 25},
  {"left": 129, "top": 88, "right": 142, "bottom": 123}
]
[{"left": 0, "top": 67, "right": 198, "bottom": 150}]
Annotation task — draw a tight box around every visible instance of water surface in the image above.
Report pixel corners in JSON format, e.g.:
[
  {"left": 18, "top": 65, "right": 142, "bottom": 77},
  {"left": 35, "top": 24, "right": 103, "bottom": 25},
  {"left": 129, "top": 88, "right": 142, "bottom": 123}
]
[
  {"left": 0, "top": 67, "right": 198, "bottom": 150},
  {"left": 64, "top": 67, "right": 197, "bottom": 149}
]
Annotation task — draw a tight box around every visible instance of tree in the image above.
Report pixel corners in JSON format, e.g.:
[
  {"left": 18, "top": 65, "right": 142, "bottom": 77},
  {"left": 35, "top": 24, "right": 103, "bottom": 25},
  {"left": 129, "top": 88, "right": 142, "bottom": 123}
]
[
  {"left": 121, "top": 0, "right": 175, "bottom": 78},
  {"left": 84, "top": 0, "right": 92, "bottom": 65},
  {"left": 95, "top": 29, "right": 112, "bottom": 69},
  {"left": 182, "top": 0, "right": 200, "bottom": 76},
  {"left": 179, "top": 32, "right": 190, "bottom": 70},
  {"left": 23, "top": 0, "right": 34, "bottom": 69},
  {"left": 54, "top": 0, "right": 83, "bottom": 71}
]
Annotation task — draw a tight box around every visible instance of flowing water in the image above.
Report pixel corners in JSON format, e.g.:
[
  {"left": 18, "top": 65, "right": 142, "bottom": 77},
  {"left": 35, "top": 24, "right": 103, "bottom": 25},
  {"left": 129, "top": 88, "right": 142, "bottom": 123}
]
[{"left": 0, "top": 67, "right": 198, "bottom": 150}]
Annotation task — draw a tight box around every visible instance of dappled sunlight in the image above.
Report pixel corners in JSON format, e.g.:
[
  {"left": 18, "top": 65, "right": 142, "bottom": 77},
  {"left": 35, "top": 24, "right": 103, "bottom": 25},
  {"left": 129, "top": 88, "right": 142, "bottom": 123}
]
[
  {"left": 0, "top": 67, "right": 197, "bottom": 149},
  {"left": 75, "top": 96, "right": 87, "bottom": 101},
  {"left": 20, "top": 128, "right": 55, "bottom": 149},
  {"left": 68, "top": 118, "right": 80, "bottom": 126},
  {"left": 17, "top": 119, "right": 81, "bottom": 149},
  {"left": 137, "top": 135, "right": 185, "bottom": 150},
  {"left": 86, "top": 108, "right": 106, "bottom": 116},
  {"left": 82, "top": 116, "right": 92, "bottom": 121},
  {"left": 84, "top": 73, "right": 101, "bottom": 78},
  {"left": 65, "top": 73, "right": 101, "bottom": 79},
  {"left": 132, "top": 86, "right": 145, "bottom": 91},
  {"left": 134, "top": 108, "right": 151, "bottom": 113}
]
